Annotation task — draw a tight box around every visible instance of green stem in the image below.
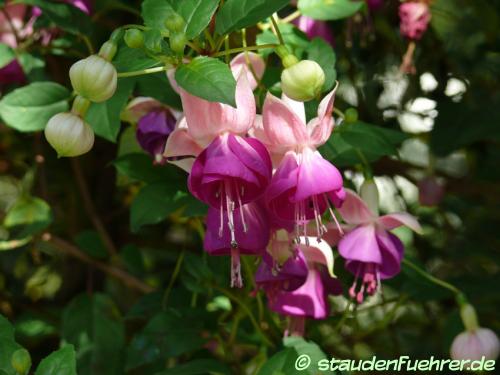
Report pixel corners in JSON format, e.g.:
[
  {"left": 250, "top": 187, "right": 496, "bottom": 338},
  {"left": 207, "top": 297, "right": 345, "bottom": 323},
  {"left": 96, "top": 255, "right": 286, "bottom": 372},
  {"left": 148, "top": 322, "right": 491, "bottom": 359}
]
[
  {"left": 162, "top": 250, "right": 185, "bottom": 310},
  {"left": 212, "top": 285, "right": 274, "bottom": 347},
  {"left": 204, "top": 29, "right": 216, "bottom": 51},
  {"left": 281, "top": 10, "right": 301, "bottom": 24},
  {"left": 117, "top": 65, "right": 168, "bottom": 78},
  {"left": 80, "top": 34, "right": 95, "bottom": 55},
  {"left": 402, "top": 258, "right": 462, "bottom": 296},
  {"left": 333, "top": 300, "right": 352, "bottom": 332},
  {"left": 270, "top": 15, "right": 285, "bottom": 45},
  {"left": 333, "top": 107, "right": 345, "bottom": 119},
  {"left": 187, "top": 41, "right": 202, "bottom": 54},
  {"left": 211, "top": 44, "right": 278, "bottom": 58}
]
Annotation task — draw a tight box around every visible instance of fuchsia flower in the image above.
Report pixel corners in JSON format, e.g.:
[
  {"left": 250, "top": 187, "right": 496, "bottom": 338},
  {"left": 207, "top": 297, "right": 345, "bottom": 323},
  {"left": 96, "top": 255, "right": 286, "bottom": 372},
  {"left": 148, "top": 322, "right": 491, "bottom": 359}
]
[
  {"left": 0, "top": 59, "right": 26, "bottom": 89},
  {"left": 451, "top": 329, "right": 500, "bottom": 362},
  {"left": 257, "top": 236, "right": 341, "bottom": 335},
  {"left": 254, "top": 86, "right": 345, "bottom": 240},
  {"left": 164, "top": 53, "right": 270, "bottom": 287},
  {"left": 326, "top": 184, "right": 421, "bottom": 303},
  {"left": 293, "top": 15, "right": 334, "bottom": 46},
  {"left": 399, "top": 1, "right": 431, "bottom": 41}
]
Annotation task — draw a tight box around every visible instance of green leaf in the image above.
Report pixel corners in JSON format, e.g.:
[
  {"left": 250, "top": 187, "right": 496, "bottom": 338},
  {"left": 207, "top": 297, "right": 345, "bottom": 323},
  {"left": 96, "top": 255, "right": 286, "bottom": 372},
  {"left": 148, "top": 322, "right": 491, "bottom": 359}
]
[
  {"left": 135, "top": 73, "right": 181, "bottom": 109},
  {"left": 216, "top": 0, "right": 289, "bottom": 34},
  {"left": 113, "top": 153, "right": 172, "bottom": 183},
  {"left": 307, "top": 38, "right": 337, "bottom": 91},
  {"left": 113, "top": 45, "right": 160, "bottom": 73},
  {"left": 257, "top": 348, "right": 299, "bottom": 375},
  {"left": 85, "top": 77, "right": 135, "bottom": 142},
  {"left": 320, "top": 122, "right": 408, "bottom": 166},
  {"left": 175, "top": 57, "right": 236, "bottom": 106},
  {"left": 0, "top": 44, "right": 15, "bottom": 69},
  {"left": 34, "top": 346, "right": 77, "bottom": 375},
  {"left": 141, "top": 0, "right": 174, "bottom": 30},
  {"left": 256, "top": 23, "right": 310, "bottom": 57},
  {"left": 154, "top": 359, "right": 230, "bottom": 375},
  {"left": 0, "top": 82, "right": 70, "bottom": 132},
  {"left": 0, "top": 315, "right": 23, "bottom": 375},
  {"left": 4, "top": 197, "right": 52, "bottom": 233},
  {"left": 129, "top": 182, "right": 180, "bottom": 232},
  {"left": 75, "top": 230, "right": 108, "bottom": 260},
  {"left": 171, "top": 0, "right": 220, "bottom": 39},
  {"left": 298, "top": 0, "right": 364, "bottom": 20},
  {"left": 126, "top": 310, "right": 206, "bottom": 370},
  {"left": 284, "top": 336, "right": 330, "bottom": 375},
  {"left": 19, "top": 0, "right": 91, "bottom": 35},
  {"left": 62, "top": 294, "right": 124, "bottom": 375}
]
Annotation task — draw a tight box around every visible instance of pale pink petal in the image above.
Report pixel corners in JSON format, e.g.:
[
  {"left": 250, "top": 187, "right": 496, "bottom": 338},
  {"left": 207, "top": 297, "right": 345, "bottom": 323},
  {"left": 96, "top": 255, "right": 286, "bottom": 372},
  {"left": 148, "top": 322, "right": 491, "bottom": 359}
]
[
  {"left": 378, "top": 212, "right": 422, "bottom": 233},
  {"left": 281, "top": 95, "right": 306, "bottom": 124},
  {"left": 230, "top": 52, "right": 265, "bottom": 91},
  {"left": 166, "top": 68, "right": 181, "bottom": 95},
  {"left": 262, "top": 93, "right": 308, "bottom": 154},
  {"left": 300, "top": 237, "right": 336, "bottom": 277},
  {"left": 249, "top": 115, "right": 286, "bottom": 167},
  {"left": 163, "top": 118, "right": 203, "bottom": 173},
  {"left": 338, "top": 189, "right": 375, "bottom": 225},
  {"left": 323, "top": 223, "right": 355, "bottom": 246},
  {"left": 307, "top": 84, "right": 337, "bottom": 147}
]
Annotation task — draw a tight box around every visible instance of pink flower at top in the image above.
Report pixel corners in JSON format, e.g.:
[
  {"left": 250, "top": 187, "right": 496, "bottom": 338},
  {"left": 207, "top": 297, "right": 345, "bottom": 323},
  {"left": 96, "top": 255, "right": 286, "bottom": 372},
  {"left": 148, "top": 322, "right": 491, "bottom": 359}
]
[
  {"left": 293, "top": 15, "right": 334, "bottom": 46},
  {"left": 253, "top": 85, "right": 345, "bottom": 241},
  {"left": 325, "top": 188, "right": 421, "bottom": 303},
  {"left": 399, "top": 1, "right": 431, "bottom": 41}
]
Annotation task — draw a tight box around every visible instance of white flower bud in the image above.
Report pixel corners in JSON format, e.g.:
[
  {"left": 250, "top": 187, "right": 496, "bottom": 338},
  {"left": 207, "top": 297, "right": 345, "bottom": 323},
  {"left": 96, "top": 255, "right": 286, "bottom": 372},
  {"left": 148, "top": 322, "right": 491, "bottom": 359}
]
[
  {"left": 281, "top": 60, "right": 325, "bottom": 102},
  {"left": 451, "top": 328, "right": 499, "bottom": 361},
  {"left": 69, "top": 55, "right": 117, "bottom": 103},
  {"left": 44, "top": 113, "right": 94, "bottom": 157}
]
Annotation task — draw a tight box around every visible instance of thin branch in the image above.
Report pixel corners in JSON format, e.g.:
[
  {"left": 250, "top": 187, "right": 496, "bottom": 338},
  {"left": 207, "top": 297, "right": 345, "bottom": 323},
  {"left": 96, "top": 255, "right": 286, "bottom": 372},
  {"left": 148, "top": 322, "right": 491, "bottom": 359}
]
[
  {"left": 44, "top": 234, "right": 154, "bottom": 294},
  {"left": 71, "top": 158, "right": 118, "bottom": 257}
]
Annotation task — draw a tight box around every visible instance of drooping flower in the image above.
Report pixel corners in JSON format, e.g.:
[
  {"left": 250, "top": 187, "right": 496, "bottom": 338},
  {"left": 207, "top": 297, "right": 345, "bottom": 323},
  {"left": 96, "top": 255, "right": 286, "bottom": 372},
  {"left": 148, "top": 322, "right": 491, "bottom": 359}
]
[
  {"left": 258, "top": 237, "right": 341, "bottom": 335},
  {"left": 399, "top": 1, "right": 431, "bottom": 41},
  {"left": 450, "top": 304, "right": 500, "bottom": 362},
  {"left": 256, "top": 85, "right": 345, "bottom": 240},
  {"left": 293, "top": 15, "right": 334, "bottom": 46},
  {"left": 325, "top": 181, "right": 421, "bottom": 303},
  {"left": 204, "top": 202, "right": 270, "bottom": 287}
]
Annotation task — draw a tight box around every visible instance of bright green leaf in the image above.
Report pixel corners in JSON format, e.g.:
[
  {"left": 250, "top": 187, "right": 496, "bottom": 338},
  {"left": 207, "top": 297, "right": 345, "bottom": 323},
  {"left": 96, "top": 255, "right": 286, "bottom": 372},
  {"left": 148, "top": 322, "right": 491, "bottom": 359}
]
[
  {"left": 4, "top": 197, "right": 52, "bottom": 232},
  {"left": 0, "top": 44, "right": 15, "bottom": 69},
  {"left": 175, "top": 57, "right": 236, "bottom": 106},
  {"left": 216, "top": 0, "right": 289, "bottom": 34},
  {"left": 141, "top": 0, "right": 174, "bottom": 30},
  {"left": 257, "top": 348, "right": 299, "bottom": 375},
  {"left": 298, "top": 0, "right": 364, "bottom": 20},
  {"left": 171, "top": 0, "right": 220, "bottom": 39},
  {"left": 0, "top": 82, "right": 70, "bottom": 132}
]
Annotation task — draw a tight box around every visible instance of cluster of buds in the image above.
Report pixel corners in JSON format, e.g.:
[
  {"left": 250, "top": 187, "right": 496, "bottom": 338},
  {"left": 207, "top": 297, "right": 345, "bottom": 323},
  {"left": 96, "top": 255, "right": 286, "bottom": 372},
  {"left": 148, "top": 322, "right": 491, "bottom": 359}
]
[{"left": 44, "top": 37, "right": 118, "bottom": 157}]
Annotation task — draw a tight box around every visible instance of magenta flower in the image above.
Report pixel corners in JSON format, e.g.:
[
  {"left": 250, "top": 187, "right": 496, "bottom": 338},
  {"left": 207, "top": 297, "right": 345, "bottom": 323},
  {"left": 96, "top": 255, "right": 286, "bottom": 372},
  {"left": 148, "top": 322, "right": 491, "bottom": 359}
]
[
  {"left": 204, "top": 202, "right": 270, "bottom": 287},
  {"left": 0, "top": 59, "right": 26, "bottom": 88},
  {"left": 326, "top": 188, "right": 421, "bottom": 303},
  {"left": 255, "top": 87, "right": 345, "bottom": 240},
  {"left": 63, "top": 0, "right": 93, "bottom": 15},
  {"left": 136, "top": 108, "right": 176, "bottom": 163},
  {"left": 399, "top": 1, "right": 431, "bottom": 41},
  {"left": 260, "top": 237, "right": 341, "bottom": 335},
  {"left": 293, "top": 15, "right": 334, "bottom": 46}
]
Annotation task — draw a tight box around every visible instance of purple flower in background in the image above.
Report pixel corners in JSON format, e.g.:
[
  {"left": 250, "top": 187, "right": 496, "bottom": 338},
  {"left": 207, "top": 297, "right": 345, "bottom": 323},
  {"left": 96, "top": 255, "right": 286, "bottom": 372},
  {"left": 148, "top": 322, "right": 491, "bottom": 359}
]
[
  {"left": 0, "top": 59, "right": 26, "bottom": 89},
  {"left": 205, "top": 202, "right": 270, "bottom": 288},
  {"left": 293, "top": 15, "right": 334, "bottom": 45},
  {"left": 366, "top": 0, "right": 384, "bottom": 12},
  {"left": 63, "top": 0, "right": 93, "bottom": 15},
  {"left": 418, "top": 176, "right": 444, "bottom": 206},
  {"left": 136, "top": 108, "right": 176, "bottom": 163},
  {"left": 399, "top": 1, "right": 431, "bottom": 41},
  {"left": 326, "top": 188, "right": 421, "bottom": 303}
]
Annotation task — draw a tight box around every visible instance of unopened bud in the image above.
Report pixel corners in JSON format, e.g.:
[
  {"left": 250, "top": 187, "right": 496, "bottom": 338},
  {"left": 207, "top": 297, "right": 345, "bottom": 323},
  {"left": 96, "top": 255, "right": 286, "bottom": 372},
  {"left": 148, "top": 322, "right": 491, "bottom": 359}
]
[
  {"left": 11, "top": 348, "right": 31, "bottom": 375},
  {"left": 460, "top": 304, "right": 479, "bottom": 332},
  {"left": 170, "top": 32, "right": 187, "bottom": 54},
  {"left": 165, "top": 13, "right": 185, "bottom": 32},
  {"left": 281, "top": 60, "right": 325, "bottom": 102},
  {"left": 44, "top": 113, "right": 94, "bottom": 157},
  {"left": 70, "top": 55, "right": 117, "bottom": 103},
  {"left": 124, "top": 29, "right": 144, "bottom": 49},
  {"left": 344, "top": 108, "right": 359, "bottom": 123}
]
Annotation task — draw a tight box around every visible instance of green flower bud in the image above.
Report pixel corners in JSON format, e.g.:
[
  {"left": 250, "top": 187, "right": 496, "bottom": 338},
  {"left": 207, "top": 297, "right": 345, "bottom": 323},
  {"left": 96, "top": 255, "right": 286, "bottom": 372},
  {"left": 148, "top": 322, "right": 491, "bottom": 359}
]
[
  {"left": 11, "top": 348, "right": 31, "bottom": 375},
  {"left": 460, "top": 304, "right": 479, "bottom": 332},
  {"left": 345, "top": 108, "right": 359, "bottom": 123},
  {"left": 44, "top": 113, "right": 94, "bottom": 157},
  {"left": 124, "top": 29, "right": 144, "bottom": 49},
  {"left": 170, "top": 32, "right": 187, "bottom": 54},
  {"left": 165, "top": 13, "right": 185, "bottom": 32},
  {"left": 280, "top": 60, "right": 325, "bottom": 102},
  {"left": 69, "top": 55, "right": 117, "bottom": 103}
]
